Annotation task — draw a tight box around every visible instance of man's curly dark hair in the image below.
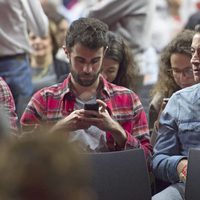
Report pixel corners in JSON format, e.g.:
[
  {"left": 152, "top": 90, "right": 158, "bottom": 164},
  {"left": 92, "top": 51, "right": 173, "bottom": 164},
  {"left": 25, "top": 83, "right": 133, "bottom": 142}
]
[{"left": 65, "top": 17, "right": 108, "bottom": 51}]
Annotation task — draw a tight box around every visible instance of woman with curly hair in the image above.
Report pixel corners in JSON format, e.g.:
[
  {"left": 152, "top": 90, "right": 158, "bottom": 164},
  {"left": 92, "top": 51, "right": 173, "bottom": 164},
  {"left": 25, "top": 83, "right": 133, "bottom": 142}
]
[
  {"left": 149, "top": 29, "right": 196, "bottom": 145},
  {"left": 101, "top": 31, "right": 139, "bottom": 92}
]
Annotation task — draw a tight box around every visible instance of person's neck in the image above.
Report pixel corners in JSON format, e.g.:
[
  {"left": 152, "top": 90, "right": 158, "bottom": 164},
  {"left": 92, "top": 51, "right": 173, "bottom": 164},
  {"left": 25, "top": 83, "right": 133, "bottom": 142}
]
[
  {"left": 71, "top": 77, "right": 100, "bottom": 101},
  {"left": 31, "top": 54, "right": 53, "bottom": 69}
]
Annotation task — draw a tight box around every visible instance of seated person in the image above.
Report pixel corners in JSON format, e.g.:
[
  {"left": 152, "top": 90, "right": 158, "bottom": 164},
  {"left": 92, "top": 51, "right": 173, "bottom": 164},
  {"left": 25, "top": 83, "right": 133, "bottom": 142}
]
[
  {"left": 0, "top": 77, "right": 18, "bottom": 134},
  {"left": 29, "top": 19, "right": 70, "bottom": 93},
  {"left": 101, "top": 31, "right": 138, "bottom": 91},
  {"left": 21, "top": 18, "right": 151, "bottom": 159},
  {"left": 149, "top": 29, "right": 196, "bottom": 145},
  {"left": 152, "top": 25, "right": 200, "bottom": 200}
]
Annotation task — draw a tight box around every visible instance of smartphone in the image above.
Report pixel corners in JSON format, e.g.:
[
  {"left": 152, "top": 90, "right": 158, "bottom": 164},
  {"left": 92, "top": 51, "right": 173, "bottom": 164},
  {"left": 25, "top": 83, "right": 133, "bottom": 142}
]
[{"left": 84, "top": 103, "right": 99, "bottom": 111}]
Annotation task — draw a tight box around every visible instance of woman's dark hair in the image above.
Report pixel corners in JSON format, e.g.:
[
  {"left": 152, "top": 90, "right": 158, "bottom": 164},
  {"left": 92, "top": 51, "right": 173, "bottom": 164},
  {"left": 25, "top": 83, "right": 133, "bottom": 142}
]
[{"left": 105, "top": 31, "right": 138, "bottom": 90}]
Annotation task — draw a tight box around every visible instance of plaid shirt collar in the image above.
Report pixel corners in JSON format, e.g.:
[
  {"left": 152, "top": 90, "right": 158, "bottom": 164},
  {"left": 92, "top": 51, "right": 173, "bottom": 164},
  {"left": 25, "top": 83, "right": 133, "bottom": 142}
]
[{"left": 60, "top": 73, "right": 111, "bottom": 101}]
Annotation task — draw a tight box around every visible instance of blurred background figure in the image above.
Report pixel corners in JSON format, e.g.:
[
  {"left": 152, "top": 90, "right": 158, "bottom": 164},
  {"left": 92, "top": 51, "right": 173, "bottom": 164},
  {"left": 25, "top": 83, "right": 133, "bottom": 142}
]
[
  {"left": 152, "top": 0, "right": 196, "bottom": 54},
  {"left": 0, "top": 134, "right": 94, "bottom": 200},
  {"left": 86, "top": 0, "right": 156, "bottom": 91},
  {"left": 101, "top": 31, "right": 138, "bottom": 91},
  {"left": 185, "top": 1, "right": 200, "bottom": 30},
  {"left": 29, "top": 19, "right": 70, "bottom": 94},
  {"left": 43, "top": 4, "right": 70, "bottom": 62},
  {"left": 0, "top": 0, "right": 48, "bottom": 109},
  {"left": 149, "top": 29, "right": 196, "bottom": 146},
  {"left": 0, "top": 77, "right": 18, "bottom": 135}
]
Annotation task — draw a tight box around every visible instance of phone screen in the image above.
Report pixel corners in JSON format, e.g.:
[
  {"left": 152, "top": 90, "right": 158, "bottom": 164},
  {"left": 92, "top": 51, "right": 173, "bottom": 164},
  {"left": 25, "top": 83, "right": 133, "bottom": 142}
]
[{"left": 84, "top": 103, "right": 99, "bottom": 111}]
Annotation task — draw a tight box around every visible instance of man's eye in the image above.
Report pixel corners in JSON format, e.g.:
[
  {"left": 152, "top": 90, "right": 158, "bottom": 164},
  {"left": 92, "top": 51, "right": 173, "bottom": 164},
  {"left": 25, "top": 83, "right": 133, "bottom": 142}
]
[
  {"left": 172, "top": 69, "right": 180, "bottom": 73},
  {"left": 77, "top": 59, "right": 85, "bottom": 64},
  {"left": 91, "top": 60, "right": 99, "bottom": 64},
  {"left": 191, "top": 49, "right": 195, "bottom": 54}
]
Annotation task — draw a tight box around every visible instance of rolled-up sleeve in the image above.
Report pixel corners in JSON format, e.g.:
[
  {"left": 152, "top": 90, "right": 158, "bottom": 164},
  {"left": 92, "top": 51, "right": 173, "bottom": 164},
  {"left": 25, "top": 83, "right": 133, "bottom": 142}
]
[{"left": 152, "top": 96, "right": 186, "bottom": 183}]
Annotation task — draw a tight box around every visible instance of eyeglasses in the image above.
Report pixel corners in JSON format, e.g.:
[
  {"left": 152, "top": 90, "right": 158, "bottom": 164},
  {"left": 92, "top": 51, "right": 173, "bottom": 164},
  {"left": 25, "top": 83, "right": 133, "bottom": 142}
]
[{"left": 168, "top": 67, "right": 193, "bottom": 76}]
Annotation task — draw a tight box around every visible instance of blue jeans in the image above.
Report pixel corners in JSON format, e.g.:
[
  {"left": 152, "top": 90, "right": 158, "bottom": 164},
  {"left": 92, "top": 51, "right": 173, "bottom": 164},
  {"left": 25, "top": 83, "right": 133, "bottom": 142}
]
[
  {"left": 0, "top": 54, "right": 33, "bottom": 105},
  {"left": 152, "top": 183, "right": 185, "bottom": 200}
]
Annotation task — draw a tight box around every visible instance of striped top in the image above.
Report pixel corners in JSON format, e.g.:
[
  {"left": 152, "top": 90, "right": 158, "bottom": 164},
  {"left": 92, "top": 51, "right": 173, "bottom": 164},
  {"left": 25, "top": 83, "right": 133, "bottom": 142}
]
[{"left": 21, "top": 74, "right": 151, "bottom": 158}]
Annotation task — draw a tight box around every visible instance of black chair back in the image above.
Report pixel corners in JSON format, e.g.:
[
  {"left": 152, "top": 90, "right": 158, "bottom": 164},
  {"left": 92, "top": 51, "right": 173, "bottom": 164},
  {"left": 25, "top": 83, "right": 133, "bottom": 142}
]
[
  {"left": 185, "top": 148, "right": 200, "bottom": 200},
  {"left": 85, "top": 149, "right": 151, "bottom": 200}
]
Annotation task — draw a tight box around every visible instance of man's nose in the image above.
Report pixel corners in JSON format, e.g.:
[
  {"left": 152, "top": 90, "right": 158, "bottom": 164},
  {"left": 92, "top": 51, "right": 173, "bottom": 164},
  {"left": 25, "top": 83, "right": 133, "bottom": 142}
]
[
  {"left": 191, "top": 51, "right": 200, "bottom": 64},
  {"left": 83, "top": 64, "right": 92, "bottom": 73},
  {"left": 33, "top": 37, "right": 42, "bottom": 43}
]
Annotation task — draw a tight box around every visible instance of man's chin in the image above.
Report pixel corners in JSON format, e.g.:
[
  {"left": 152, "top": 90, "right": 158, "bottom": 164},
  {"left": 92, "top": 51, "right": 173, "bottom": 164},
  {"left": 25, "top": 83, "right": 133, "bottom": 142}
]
[
  {"left": 78, "top": 80, "right": 95, "bottom": 87},
  {"left": 78, "top": 76, "right": 99, "bottom": 86}
]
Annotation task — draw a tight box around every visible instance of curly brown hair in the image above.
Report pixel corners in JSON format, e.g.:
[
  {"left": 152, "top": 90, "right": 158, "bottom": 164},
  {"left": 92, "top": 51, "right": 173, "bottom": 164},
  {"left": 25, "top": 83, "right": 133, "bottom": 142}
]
[
  {"left": 151, "top": 29, "right": 195, "bottom": 98},
  {"left": 66, "top": 17, "right": 108, "bottom": 51}
]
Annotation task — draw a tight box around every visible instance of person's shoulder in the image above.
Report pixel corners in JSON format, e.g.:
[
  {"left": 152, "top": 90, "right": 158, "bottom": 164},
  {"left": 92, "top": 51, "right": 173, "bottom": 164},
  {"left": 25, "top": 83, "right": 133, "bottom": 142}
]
[
  {"left": 174, "top": 83, "right": 200, "bottom": 96},
  {"left": 106, "top": 81, "right": 136, "bottom": 96},
  {"left": 101, "top": 76, "right": 140, "bottom": 102},
  {"left": 0, "top": 77, "right": 7, "bottom": 85},
  {"left": 33, "top": 81, "right": 67, "bottom": 99},
  {"left": 171, "top": 83, "right": 200, "bottom": 103},
  {"left": 0, "top": 77, "right": 12, "bottom": 94},
  {"left": 105, "top": 82, "right": 142, "bottom": 106}
]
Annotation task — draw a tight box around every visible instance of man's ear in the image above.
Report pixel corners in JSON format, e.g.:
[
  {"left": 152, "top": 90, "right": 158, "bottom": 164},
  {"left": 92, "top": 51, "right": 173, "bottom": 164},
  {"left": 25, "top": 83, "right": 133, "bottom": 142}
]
[
  {"left": 63, "top": 46, "right": 70, "bottom": 58},
  {"left": 103, "top": 46, "right": 108, "bottom": 56}
]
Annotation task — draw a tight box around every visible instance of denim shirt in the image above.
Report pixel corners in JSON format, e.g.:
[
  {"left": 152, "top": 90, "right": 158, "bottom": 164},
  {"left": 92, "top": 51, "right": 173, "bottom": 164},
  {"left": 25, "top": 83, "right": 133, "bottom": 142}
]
[{"left": 153, "top": 83, "right": 200, "bottom": 183}]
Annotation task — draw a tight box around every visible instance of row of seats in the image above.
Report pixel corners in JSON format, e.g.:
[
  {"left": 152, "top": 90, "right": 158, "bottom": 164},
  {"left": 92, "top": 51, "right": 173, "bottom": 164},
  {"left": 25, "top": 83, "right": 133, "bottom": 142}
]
[{"left": 85, "top": 148, "right": 200, "bottom": 200}]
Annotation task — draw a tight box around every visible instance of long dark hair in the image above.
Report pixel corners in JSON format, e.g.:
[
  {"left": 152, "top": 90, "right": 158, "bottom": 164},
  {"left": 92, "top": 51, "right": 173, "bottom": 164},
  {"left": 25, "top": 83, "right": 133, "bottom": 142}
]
[{"left": 105, "top": 31, "right": 138, "bottom": 90}]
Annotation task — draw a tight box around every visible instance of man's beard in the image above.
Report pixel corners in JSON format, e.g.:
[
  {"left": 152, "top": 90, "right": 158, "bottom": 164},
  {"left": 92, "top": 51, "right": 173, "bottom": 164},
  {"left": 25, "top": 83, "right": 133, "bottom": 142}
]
[{"left": 71, "top": 69, "right": 101, "bottom": 87}]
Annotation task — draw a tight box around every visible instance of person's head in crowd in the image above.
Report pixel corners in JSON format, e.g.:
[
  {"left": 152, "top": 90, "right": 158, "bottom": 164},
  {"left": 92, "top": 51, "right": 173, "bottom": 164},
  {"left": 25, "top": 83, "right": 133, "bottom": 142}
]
[
  {"left": 167, "top": 0, "right": 182, "bottom": 17},
  {"left": 191, "top": 24, "right": 200, "bottom": 82},
  {"left": 151, "top": 29, "right": 196, "bottom": 98},
  {"left": 101, "top": 31, "right": 137, "bottom": 90},
  {"left": 64, "top": 17, "right": 108, "bottom": 87},
  {"left": 29, "top": 22, "right": 56, "bottom": 67},
  {"left": 29, "top": 18, "right": 70, "bottom": 93},
  {"left": 43, "top": 3, "right": 69, "bottom": 51},
  {"left": 0, "top": 134, "right": 93, "bottom": 200},
  {"left": 50, "top": 13, "right": 69, "bottom": 50}
]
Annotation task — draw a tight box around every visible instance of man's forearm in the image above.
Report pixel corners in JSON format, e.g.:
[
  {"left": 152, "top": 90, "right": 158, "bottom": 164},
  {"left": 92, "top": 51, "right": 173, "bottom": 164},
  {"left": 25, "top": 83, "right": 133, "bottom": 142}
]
[{"left": 109, "top": 120, "right": 127, "bottom": 147}]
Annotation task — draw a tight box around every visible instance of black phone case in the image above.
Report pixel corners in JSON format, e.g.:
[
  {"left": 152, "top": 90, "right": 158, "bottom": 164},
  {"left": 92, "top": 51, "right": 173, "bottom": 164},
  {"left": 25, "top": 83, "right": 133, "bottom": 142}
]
[{"left": 84, "top": 103, "right": 99, "bottom": 111}]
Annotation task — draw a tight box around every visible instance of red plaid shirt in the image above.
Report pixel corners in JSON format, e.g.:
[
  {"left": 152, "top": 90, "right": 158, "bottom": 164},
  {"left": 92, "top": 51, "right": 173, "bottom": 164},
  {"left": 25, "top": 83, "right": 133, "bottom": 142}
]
[
  {"left": 0, "top": 77, "right": 18, "bottom": 132},
  {"left": 21, "top": 75, "right": 152, "bottom": 158}
]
